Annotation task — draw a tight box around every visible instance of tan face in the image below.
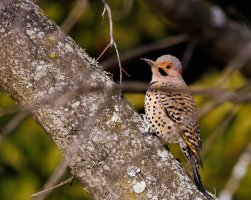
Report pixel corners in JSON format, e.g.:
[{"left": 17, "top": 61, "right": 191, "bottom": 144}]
[{"left": 155, "top": 60, "right": 182, "bottom": 77}]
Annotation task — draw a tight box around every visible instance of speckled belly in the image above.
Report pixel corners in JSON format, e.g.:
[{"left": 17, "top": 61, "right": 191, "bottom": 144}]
[{"left": 145, "top": 89, "right": 180, "bottom": 144}]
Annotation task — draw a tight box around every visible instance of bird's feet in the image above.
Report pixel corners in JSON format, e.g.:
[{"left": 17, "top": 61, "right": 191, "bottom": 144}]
[{"left": 140, "top": 114, "right": 155, "bottom": 134}]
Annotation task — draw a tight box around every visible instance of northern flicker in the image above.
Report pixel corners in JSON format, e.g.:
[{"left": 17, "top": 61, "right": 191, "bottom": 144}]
[{"left": 142, "top": 55, "right": 212, "bottom": 199}]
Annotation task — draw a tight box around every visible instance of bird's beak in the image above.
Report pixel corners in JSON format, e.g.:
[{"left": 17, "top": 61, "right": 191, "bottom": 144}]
[{"left": 140, "top": 58, "right": 155, "bottom": 66}]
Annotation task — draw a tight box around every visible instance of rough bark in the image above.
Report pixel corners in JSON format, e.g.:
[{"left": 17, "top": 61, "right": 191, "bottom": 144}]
[
  {"left": 0, "top": 0, "right": 214, "bottom": 199},
  {"left": 144, "top": 0, "right": 251, "bottom": 77}
]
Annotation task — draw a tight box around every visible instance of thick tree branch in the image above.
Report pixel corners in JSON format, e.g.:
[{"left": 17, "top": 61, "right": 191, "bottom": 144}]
[
  {"left": 144, "top": 0, "right": 251, "bottom": 77},
  {"left": 0, "top": 0, "right": 214, "bottom": 199}
]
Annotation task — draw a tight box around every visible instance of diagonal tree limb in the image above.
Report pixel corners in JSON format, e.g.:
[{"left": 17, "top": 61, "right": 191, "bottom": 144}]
[{"left": 0, "top": 0, "right": 215, "bottom": 199}]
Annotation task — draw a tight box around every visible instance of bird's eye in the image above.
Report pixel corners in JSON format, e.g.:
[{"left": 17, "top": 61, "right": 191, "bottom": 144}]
[
  {"left": 158, "top": 68, "right": 167, "bottom": 76},
  {"left": 166, "top": 65, "right": 171, "bottom": 69}
]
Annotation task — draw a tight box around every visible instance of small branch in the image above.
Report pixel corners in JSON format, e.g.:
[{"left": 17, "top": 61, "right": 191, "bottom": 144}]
[
  {"left": 3, "top": 80, "right": 249, "bottom": 119},
  {"left": 202, "top": 106, "right": 240, "bottom": 158},
  {"left": 181, "top": 40, "right": 196, "bottom": 71},
  {"left": 0, "top": 106, "right": 19, "bottom": 117},
  {"left": 36, "top": 159, "right": 68, "bottom": 200},
  {"left": 100, "top": 0, "right": 124, "bottom": 116},
  {"left": 197, "top": 37, "right": 251, "bottom": 118},
  {"left": 218, "top": 143, "right": 251, "bottom": 200},
  {"left": 60, "top": 0, "right": 89, "bottom": 34},
  {"left": 197, "top": 39, "right": 251, "bottom": 118},
  {"left": 215, "top": 41, "right": 251, "bottom": 88},
  {"left": 113, "top": 0, "right": 134, "bottom": 20},
  {"left": 98, "top": 2, "right": 130, "bottom": 76},
  {"left": 197, "top": 101, "right": 221, "bottom": 119},
  {"left": 120, "top": 81, "right": 251, "bottom": 104},
  {"left": 31, "top": 176, "right": 74, "bottom": 198},
  {"left": 0, "top": 112, "right": 29, "bottom": 144},
  {"left": 101, "top": 34, "right": 187, "bottom": 69}
]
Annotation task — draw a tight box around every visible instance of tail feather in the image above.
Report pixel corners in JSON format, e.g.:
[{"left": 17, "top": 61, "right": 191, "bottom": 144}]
[
  {"left": 180, "top": 143, "right": 213, "bottom": 199},
  {"left": 191, "top": 148, "right": 203, "bottom": 169},
  {"left": 191, "top": 160, "right": 213, "bottom": 199}
]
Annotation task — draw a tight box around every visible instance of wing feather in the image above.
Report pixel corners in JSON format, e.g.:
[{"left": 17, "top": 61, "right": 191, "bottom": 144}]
[{"left": 158, "top": 87, "right": 202, "bottom": 163}]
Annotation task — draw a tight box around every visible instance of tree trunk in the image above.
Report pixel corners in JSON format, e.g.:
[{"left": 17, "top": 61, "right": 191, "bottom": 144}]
[{"left": 0, "top": 0, "right": 213, "bottom": 199}]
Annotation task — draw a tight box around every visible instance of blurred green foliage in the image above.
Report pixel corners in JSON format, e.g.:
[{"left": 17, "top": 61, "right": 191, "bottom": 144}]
[
  {"left": 0, "top": 92, "right": 92, "bottom": 199},
  {"left": 1, "top": 0, "right": 251, "bottom": 200}
]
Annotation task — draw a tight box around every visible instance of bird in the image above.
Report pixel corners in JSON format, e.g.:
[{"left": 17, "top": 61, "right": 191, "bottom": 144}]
[{"left": 141, "top": 54, "right": 212, "bottom": 199}]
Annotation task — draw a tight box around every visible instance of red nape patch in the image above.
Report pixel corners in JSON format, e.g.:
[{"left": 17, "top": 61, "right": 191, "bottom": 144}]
[{"left": 178, "top": 68, "right": 183, "bottom": 75}]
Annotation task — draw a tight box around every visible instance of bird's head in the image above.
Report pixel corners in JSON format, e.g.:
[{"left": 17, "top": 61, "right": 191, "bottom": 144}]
[{"left": 141, "top": 55, "right": 183, "bottom": 81}]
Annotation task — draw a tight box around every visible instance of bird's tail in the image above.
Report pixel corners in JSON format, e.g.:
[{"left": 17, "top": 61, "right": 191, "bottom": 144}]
[
  {"left": 191, "top": 159, "right": 213, "bottom": 199},
  {"left": 181, "top": 144, "right": 213, "bottom": 199}
]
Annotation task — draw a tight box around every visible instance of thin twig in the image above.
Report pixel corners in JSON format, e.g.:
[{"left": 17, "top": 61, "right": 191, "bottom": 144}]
[
  {"left": 100, "top": 0, "right": 124, "bottom": 117},
  {"left": 198, "top": 101, "right": 221, "bottom": 119},
  {"left": 1, "top": 78, "right": 249, "bottom": 145},
  {"left": 202, "top": 106, "right": 240, "bottom": 158},
  {"left": 181, "top": 40, "right": 196, "bottom": 71},
  {"left": 215, "top": 41, "right": 251, "bottom": 88},
  {"left": 97, "top": 43, "right": 112, "bottom": 61},
  {"left": 0, "top": 112, "right": 29, "bottom": 144},
  {"left": 218, "top": 143, "right": 251, "bottom": 200},
  {"left": 9, "top": 81, "right": 251, "bottom": 115},
  {"left": 101, "top": 34, "right": 187, "bottom": 69},
  {"left": 0, "top": 106, "right": 19, "bottom": 117},
  {"left": 198, "top": 83, "right": 251, "bottom": 118},
  {"left": 37, "top": 159, "right": 68, "bottom": 200},
  {"left": 197, "top": 41, "right": 251, "bottom": 118},
  {"left": 60, "top": 0, "right": 89, "bottom": 34},
  {"left": 113, "top": 0, "right": 134, "bottom": 20},
  {"left": 31, "top": 176, "right": 74, "bottom": 198},
  {"left": 120, "top": 81, "right": 251, "bottom": 103}
]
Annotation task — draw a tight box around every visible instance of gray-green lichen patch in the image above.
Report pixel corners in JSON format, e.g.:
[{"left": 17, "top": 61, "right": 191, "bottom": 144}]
[
  {"left": 133, "top": 181, "right": 146, "bottom": 193},
  {"left": 127, "top": 166, "right": 141, "bottom": 177}
]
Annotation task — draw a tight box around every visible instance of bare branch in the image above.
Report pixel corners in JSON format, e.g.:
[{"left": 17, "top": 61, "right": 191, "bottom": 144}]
[
  {"left": 215, "top": 41, "right": 251, "bottom": 87},
  {"left": 0, "top": 112, "right": 29, "bottom": 144},
  {"left": 0, "top": 106, "right": 19, "bottom": 117},
  {"left": 120, "top": 81, "right": 251, "bottom": 104},
  {"left": 198, "top": 40, "right": 251, "bottom": 118},
  {"left": 31, "top": 176, "right": 74, "bottom": 198},
  {"left": 218, "top": 143, "right": 251, "bottom": 200},
  {"left": 202, "top": 106, "right": 240, "bottom": 158},
  {"left": 60, "top": 0, "right": 89, "bottom": 34},
  {"left": 5, "top": 79, "right": 249, "bottom": 123},
  {"left": 101, "top": 34, "right": 187, "bottom": 69},
  {"left": 181, "top": 40, "right": 196, "bottom": 71},
  {"left": 113, "top": 0, "right": 134, "bottom": 20},
  {"left": 197, "top": 101, "right": 221, "bottom": 119},
  {"left": 100, "top": 0, "right": 128, "bottom": 116},
  {"left": 36, "top": 159, "right": 68, "bottom": 200}
]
